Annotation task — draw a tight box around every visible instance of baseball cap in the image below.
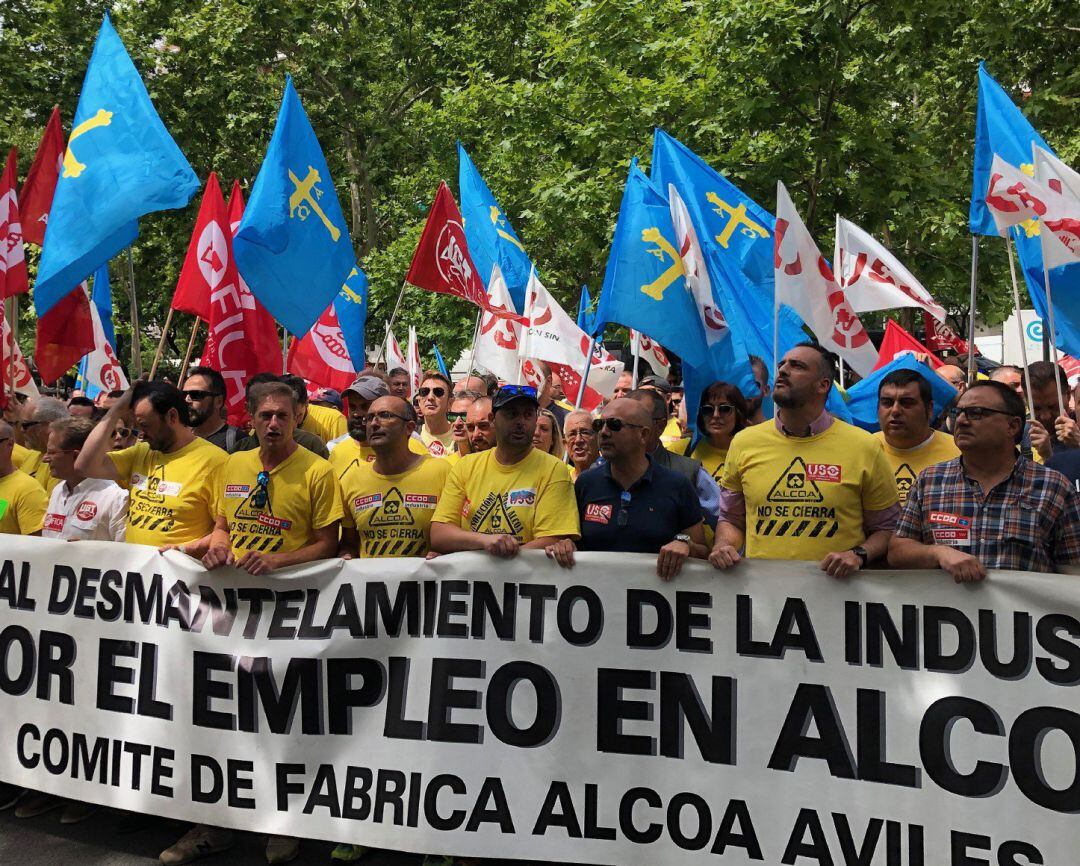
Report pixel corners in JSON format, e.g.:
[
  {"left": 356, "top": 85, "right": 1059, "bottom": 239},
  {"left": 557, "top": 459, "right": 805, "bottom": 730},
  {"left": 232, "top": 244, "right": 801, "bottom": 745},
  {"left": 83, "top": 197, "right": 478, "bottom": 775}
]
[
  {"left": 310, "top": 388, "right": 344, "bottom": 410},
  {"left": 343, "top": 375, "right": 389, "bottom": 401},
  {"left": 492, "top": 384, "right": 540, "bottom": 412},
  {"left": 639, "top": 375, "right": 672, "bottom": 394}
]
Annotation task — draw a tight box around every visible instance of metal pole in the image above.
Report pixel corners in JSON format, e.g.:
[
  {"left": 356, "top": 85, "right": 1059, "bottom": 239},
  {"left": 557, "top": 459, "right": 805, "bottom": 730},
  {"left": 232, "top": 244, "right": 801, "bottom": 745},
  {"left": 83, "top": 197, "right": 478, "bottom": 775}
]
[
  {"left": 126, "top": 250, "right": 143, "bottom": 378},
  {"left": 373, "top": 281, "right": 409, "bottom": 366},
  {"left": 464, "top": 309, "right": 482, "bottom": 380},
  {"left": 967, "top": 236, "right": 978, "bottom": 385},
  {"left": 630, "top": 330, "right": 641, "bottom": 389},
  {"left": 281, "top": 329, "right": 289, "bottom": 375},
  {"left": 148, "top": 307, "right": 175, "bottom": 380},
  {"left": 1004, "top": 234, "right": 1036, "bottom": 418},
  {"left": 1041, "top": 258, "right": 1066, "bottom": 417},
  {"left": 574, "top": 336, "right": 595, "bottom": 411},
  {"left": 6, "top": 297, "right": 16, "bottom": 403},
  {"left": 177, "top": 318, "right": 200, "bottom": 387}
]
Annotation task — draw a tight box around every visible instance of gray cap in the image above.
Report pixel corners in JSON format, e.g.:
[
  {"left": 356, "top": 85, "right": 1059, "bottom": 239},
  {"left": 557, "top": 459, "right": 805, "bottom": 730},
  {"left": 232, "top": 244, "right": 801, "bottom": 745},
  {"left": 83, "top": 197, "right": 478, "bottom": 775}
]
[{"left": 343, "top": 375, "right": 389, "bottom": 401}]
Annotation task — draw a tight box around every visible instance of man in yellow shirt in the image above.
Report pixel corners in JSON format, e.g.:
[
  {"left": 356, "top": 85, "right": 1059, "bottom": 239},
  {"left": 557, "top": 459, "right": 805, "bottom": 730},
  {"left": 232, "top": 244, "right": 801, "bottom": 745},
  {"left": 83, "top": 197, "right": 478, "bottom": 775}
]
[
  {"left": 286, "top": 374, "right": 347, "bottom": 442},
  {"left": 340, "top": 396, "right": 451, "bottom": 558},
  {"left": 875, "top": 368, "right": 959, "bottom": 505},
  {"left": 203, "top": 381, "right": 342, "bottom": 574},
  {"left": 0, "top": 420, "right": 47, "bottom": 535},
  {"left": 16, "top": 396, "right": 69, "bottom": 493},
  {"left": 710, "top": 343, "right": 899, "bottom": 576},
  {"left": 328, "top": 375, "right": 426, "bottom": 480},
  {"left": 76, "top": 382, "right": 228, "bottom": 554},
  {"left": 431, "top": 384, "right": 579, "bottom": 557},
  {"left": 417, "top": 371, "right": 455, "bottom": 456}
]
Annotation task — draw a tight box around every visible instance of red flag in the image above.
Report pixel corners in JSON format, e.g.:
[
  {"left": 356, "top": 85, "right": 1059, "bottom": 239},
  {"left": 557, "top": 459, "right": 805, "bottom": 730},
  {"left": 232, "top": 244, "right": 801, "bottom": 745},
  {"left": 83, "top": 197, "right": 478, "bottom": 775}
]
[
  {"left": 193, "top": 176, "right": 279, "bottom": 426},
  {"left": 1, "top": 149, "right": 29, "bottom": 299},
  {"left": 35, "top": 283, "right": 94, "bottom": 384},
  {"left": 287, "top": 302, "right": 356, "bottom": 392},
  {"left": 873, "top": 320, "right": 943, "bottom": 370},
  {"left": 923, "top": 312, "right": 978, "bottom": 356},
  {"left": 19, "top": 107, "right": 64, "bottom": 246},
  {"left": 405, "top": 182, "right": 525, "bottom": 321}
]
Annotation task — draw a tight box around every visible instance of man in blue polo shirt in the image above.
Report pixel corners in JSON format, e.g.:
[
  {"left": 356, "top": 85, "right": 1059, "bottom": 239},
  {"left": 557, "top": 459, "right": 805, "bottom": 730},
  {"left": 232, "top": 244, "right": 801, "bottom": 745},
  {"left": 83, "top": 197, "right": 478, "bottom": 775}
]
[{"left": 545, "top": 398, "right": 708, "bottom": 580}]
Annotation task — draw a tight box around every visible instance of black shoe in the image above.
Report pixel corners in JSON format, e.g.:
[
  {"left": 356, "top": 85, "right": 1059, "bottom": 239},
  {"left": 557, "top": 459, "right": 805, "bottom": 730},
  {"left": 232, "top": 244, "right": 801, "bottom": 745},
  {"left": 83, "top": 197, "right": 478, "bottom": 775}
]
[{"left": 0, "top": 783, "right": 23, "bottom": 811}]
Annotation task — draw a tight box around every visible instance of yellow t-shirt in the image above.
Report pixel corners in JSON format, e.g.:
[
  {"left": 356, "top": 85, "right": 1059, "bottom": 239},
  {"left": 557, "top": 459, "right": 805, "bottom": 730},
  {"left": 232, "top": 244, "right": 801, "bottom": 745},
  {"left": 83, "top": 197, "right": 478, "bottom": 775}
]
[
  {"left": 721, "top": 420, "right": 898, "bottom": 561},
  {"left": 660, "top": 417, "right": 684, "bottom": 447},
  {"left": 433, "top": 447, "right": 580, "bottom": 542},
  {"left": 17, "top": 448, "right": 57, "bottom": 493},
  {"left": 301, "top": 403, "right": 346, "bottom": 443},
  {"left": 13, "top": 443, "right": 32, "bottom": 467},
  {"left": 109, "top": 438, "right": 229, "bottom": 547},
  {"left": 329, "top": 436, "right": 429, "bottom": 480},
  {"left": 341, "top": 456, "right": 451, "bottom": 557},
  {"left": 215, "top": 445, "right": 342, "bottom": 557},
  {"left": 690, "top": 440, "right": 729, "bottom": 482},
  {"left": 873, "top": 430, "right": 960, "bottom": 505},
  {"left": 420, "top": 426, "right": 456, "bottom": 458},
  {"left": 0, "top": 468, "right": 48, "bottom": 534}
]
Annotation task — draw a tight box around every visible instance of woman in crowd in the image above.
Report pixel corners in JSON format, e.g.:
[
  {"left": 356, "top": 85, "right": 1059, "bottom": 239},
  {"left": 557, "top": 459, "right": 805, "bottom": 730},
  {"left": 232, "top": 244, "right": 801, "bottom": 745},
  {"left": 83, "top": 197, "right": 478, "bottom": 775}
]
[
  {"left": 533, "top": 408, "right": 565, "bottom": 458},
  {"left": 563, "top": 410, "right": 599, "bottom": 479},
  {"left": 689, "top": 381, "right": 748, "bottom": 483}
]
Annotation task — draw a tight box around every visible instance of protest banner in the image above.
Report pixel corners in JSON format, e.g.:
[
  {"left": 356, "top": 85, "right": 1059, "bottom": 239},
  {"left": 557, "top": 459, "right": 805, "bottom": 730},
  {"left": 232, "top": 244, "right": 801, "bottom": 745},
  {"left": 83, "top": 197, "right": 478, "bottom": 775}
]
[{"left": 2, "top": 539, "right": 1078, "bottom": 865}]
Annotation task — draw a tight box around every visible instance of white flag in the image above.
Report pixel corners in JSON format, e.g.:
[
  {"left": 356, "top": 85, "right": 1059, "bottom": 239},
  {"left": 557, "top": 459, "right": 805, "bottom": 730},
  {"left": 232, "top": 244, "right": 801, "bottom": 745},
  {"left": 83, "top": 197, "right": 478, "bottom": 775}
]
[
  {"left": 668, "top": 184, "right": 728, "bottom": 342},
  {"left": 1031, "top": 145, "right": 1080, "bottom": 269},
  {"left": 79, "top": 285, "right": 128, "bottom": 396},
  {"left": 406, "top": 326, "right": 422, "bottom": 396},
  {"left": 520, "top": 269, "right": 592, "bottom": 369},
  {"left": 1, "top": 310, "right": 39, "bottom": 400},
  {"left": 774, "top": 182, "right": 877, "bottom": 377},
  {"left": 984, "top": 154, "right": 1059, "bottom": 235},
  {"left": 630, "top": 329, "right": 670, "bottom": 379},
  {"left": 834, "top": 216, "right": 946, "bottom": 322},
  {"left": 384, "top": 325, "right": 407, "bottom": 376},
  {"left": 473, "top": 265, "right": 523, "bottom": 384}
]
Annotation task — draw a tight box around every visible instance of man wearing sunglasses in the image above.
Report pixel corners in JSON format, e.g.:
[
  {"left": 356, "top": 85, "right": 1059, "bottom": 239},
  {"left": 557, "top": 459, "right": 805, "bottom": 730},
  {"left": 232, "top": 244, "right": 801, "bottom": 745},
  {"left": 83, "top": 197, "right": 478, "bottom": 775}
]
[
  {"left": 889, "top": 381, "right": 1080, "bottom": 579},
  {"left": 0, "top": 419, "right": 47, "bottom": 536},
  {"left": 447, "top": 391, "right": 479, "bottom": 461},
  {"left": 15, "top": 396, "right": 69, "bottom": 494},
  {"left": 183, "top": 367, "right": 245, "bottom": 453},
  {"left": 545, "top": 399, "right": 707, "bottom": 580},
  {"left": 710, "top": 343, "right": 898, "bottom": 577},
  {"left": 417, "top": 372, "right": 455, "bottom": 456},
  {"left": 431, "top": 384, "right": 579, "bottom": 557}
]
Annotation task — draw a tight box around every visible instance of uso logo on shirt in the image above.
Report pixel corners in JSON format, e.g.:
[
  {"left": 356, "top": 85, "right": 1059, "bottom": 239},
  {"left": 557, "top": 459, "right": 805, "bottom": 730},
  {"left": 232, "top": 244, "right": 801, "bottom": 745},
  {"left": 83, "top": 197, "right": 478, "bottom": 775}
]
[
  {"left": 584, "top": 503, "right": 612, "bottom": 525},
  {"left": 806, "top": 463, "right": 842, "bottom": 483},
  {"left": 76, "top": 501, "right": 98, "bottom": 521}
]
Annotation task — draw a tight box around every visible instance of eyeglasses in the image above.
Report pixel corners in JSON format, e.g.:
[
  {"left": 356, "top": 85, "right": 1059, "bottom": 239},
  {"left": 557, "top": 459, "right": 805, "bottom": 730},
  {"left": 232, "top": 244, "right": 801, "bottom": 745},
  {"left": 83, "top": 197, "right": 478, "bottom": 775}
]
[
  {"left": 363, "top": 410, "right": 410, "bottom": 424},
  {"left": 44, "top": 448, "right": 78, "bottom": 457},
  {"left": 447, "top": 411, "right": 467, "bottom": 422},
  {"left": 948, "top": 405, "right": 1022, "bottom": 422},
  {"left": 417, "top": 386, "right": 446, "bottom": 398},
  {"left": 251, "top": 470, "right": 270, "bottom": 509},
  {"left": 617, "top": 491, "right": 631, "bottom": 527},
  {"left": 112, "top": 427, "right": 133, "bottom": 438},
  {"left": 183, "top": 389, "right": 220, "bottom": 401},
  {"left": 565, "top": 427, "right": 596, "bottom": 439},
  {"left": 700, "top": 403, "right": 737, "bottom": 417},
  {"left": 497, "top": 384, "right": 537, "bottom": 400},
  {"left": 592, "top": 417, "right": 645, "bottom": 433}
]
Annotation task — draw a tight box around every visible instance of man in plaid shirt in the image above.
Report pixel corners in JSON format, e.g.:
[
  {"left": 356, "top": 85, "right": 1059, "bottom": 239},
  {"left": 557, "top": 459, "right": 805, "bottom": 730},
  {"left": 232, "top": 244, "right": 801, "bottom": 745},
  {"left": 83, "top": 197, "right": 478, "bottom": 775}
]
[{"left": 889, "top": 380, "right": 1080, "bottom": 579}]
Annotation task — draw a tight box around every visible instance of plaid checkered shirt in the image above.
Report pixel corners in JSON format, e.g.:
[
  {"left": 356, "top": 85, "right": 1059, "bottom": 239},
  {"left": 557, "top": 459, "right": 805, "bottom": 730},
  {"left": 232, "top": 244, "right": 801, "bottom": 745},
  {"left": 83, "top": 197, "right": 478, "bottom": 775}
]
[{"left": 894, "top": 455, "right": 1080, "bottom": 573}]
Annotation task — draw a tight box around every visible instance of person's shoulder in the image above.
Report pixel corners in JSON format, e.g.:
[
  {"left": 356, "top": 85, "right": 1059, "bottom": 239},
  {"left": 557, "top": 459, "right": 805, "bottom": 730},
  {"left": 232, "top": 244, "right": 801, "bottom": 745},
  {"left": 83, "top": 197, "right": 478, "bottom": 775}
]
[
  {"left": 530, "top": 447, "right": 573, "bottom": 479},
  {"left": 1029, "top": 454, "right": 1078, "bottom": 490},
  {"left": 729, "top": 421, "right": 775, "bottom": 447},
  {"left": 828, "top": 417, "right": 878, "bottom": 444},
  {"left": 294, "top": 427, "right": 326, "bottom": 447},
  {"left": 5, "top": 468, "right": 43, "bottom": 494},
  {"left": 1046, "top": 447, "right": 1080, "bottom": 472},
  {"left": 651, "top": 460, "right": 697, "bottom": 491},
  {"left": 188, "top": 435, "right": 230, "bottom": 464},
  {"left": 327, "top": 433, "right": 351, "bottom": 452}
]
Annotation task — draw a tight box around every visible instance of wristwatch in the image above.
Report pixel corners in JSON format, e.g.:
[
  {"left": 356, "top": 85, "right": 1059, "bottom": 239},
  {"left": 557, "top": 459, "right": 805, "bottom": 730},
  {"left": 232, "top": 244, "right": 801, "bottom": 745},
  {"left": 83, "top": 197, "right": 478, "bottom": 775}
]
[
  {"left": 674, "top": 533, "right": 692, "bottom": 546},
  {"left": 850, "top": 545, "right": 869, "bottom": 567}
]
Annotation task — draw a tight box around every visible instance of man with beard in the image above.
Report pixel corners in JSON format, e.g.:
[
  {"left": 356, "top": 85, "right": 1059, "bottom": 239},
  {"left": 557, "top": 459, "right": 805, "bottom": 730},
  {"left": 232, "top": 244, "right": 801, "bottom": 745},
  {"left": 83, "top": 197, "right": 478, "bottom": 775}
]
[
  {"left": 328, "top": 375, "right": 428, "bottom": 481},
  {"left": 710, "top": 343, "right": 898, "bottom": 576},
  {"left": 465, "top": 397, "right": 497, "bottom": 454},
  {"left": 76, "top": 381, "right": 228, "bottom": 556},
  {"left": 183, "top": 366, "right": 244, "bottom": 452}
]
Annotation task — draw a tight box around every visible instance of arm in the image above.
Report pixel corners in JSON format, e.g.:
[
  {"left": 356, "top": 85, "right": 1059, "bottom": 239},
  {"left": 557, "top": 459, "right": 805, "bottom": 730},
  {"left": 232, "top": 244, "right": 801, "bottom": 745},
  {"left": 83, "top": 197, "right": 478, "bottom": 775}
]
[
  {"left": 430, "top": 521, "right": 520, "bottom": 557},
  {"left": 820, "top": 528, "right": 893, "bottom": 578},
  {"left": 709, "top": 486, "right": 746, "bottom": 569},
  {"left": 339, "top": 527, "right": 360, "bottom": 560},
  {"left": 888, "top": 534, "right": 987, "bottom": 582},
  {"left": 200, "top": 517, "right": 234, "bottom": 569},
  {"left": 693, "top": 468, "right": 721, "bottom": 529},
  {"left": 237, "top": 523, "right": 341, "bottom": 576},
  {"left": 75, "top": 388, "right": 134, "bottom": 481},
  {"left": 657, "top": 522, "right": 708, "bottom": 581}
]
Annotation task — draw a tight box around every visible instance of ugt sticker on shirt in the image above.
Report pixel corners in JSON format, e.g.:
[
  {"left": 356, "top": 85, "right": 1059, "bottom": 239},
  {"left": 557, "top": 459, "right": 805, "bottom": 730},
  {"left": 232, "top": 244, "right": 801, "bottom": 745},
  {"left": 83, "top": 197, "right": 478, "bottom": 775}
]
[{"left": 929, "top": 511, "right": 971, "bottom": 546}]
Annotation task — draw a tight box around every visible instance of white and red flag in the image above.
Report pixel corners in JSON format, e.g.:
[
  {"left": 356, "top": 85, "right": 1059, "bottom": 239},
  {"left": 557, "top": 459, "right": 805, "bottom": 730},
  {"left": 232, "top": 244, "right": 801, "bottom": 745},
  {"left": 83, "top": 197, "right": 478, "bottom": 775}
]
[
  {"left": 287, "top": 297, "right": 356, "bottom": 392},
  {"left": 1, "top": 306, "right": 39, "bottom": 406},
  {"left": 1029, "top": 147, "right": 1080, "bottom": 269},
  {"left": 835, "top": 216, "right": 946, "bottom": 322},
  {"left": 19, "top": 107, "right": 64, "bottom": 247},
  {"left": 407, "top": 326, "right": 422, "bottom": 396},
  {"left": 668, "top": 184, "right": 728, "bottom": 342},
  {"left": 175, "top": 174, "right": 276, "bottom": 425},
  {"left": 923, "top": 312, "right": 976, "bottom": 356},
  {"left": 34, "top": 280, "right": 94, "bottom": 384},
  {"left": 473, "top": 266, "right": 523, "bottom": 383},
  {"left": 384, "top": 326, "right": 407, "bottom": 374},
  {"left": 630, "top": 329, "right": 670, "bottom": 379},
  {"left": 774, "top": 182, "right": 877, "bottom": 376},
  {"left": 79, "top": 283, "right": 129, "bottom": 395},
  {"left": 1, "top": 148, "right": 28, "bottom": 300}
]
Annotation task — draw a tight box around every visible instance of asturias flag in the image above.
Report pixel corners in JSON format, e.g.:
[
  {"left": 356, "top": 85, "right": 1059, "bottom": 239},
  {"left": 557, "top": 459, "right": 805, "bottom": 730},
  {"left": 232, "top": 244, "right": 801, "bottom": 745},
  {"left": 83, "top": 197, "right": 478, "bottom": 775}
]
[
  {"left": 234, "top": 76, "right": 356, "bottom": 337},
  {"left": 34, "top": 14, "right": 199, "bottom": 317}
]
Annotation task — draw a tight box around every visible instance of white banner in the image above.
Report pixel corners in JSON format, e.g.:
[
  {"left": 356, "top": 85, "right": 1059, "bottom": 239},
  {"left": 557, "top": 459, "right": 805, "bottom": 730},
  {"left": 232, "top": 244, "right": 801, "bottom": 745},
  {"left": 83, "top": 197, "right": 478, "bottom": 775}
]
[{"left": 2, "top": 539, "right": 1080, "bottom": 865}]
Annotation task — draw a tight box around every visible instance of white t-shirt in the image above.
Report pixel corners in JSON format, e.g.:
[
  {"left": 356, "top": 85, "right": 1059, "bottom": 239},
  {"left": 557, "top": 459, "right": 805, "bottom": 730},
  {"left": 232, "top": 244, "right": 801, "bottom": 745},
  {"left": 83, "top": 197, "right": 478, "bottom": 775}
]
[{"left": 42, "top": 477, "right": 129, "bottom": 542}]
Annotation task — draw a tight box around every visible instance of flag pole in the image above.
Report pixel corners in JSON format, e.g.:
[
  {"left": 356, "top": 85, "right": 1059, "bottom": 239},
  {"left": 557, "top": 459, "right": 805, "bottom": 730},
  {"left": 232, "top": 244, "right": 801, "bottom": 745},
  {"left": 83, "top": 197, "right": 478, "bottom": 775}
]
[
  {"left": 465, "top": 309, "right": 482, "bottom": 379},
  {"left": 630, "top": 330, "right": 641, "bottom": 388},
  {"left": 967, "top": 236, "right": 978, "bottom": 385},
  {"left": 148, "top": 308, "right": 175, "bottom": 380},
  {"left": 126, "top": 250, "right": 143, "bottom": 378},
  {"left": 281, "top": 329, "right": 289, "bottom": 375},
  {"left": 574, "top": 336, "right": 595, "bottom": 411},
  {"left": 1004, "top": 233, "right": 1036, "bottom": 418},
  {"left": 177, "top": 318, "right": 201, "bottom": 387},
  {"left": 374, "top": 281, "right": 409, "bottom": 367},
  {"left": 8, "top": 296, "right": 17, "bottom": 403},
  {"left": 1041, "top": 258, "right": 1067, "bottom": 417}
]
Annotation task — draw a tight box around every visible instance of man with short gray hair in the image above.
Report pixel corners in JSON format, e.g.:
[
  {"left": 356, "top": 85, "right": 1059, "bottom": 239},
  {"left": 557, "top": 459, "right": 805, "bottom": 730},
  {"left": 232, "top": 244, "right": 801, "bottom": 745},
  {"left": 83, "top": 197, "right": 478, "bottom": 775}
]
[{"left": 17, "top": 396, "right": 69, "bottom": 492}]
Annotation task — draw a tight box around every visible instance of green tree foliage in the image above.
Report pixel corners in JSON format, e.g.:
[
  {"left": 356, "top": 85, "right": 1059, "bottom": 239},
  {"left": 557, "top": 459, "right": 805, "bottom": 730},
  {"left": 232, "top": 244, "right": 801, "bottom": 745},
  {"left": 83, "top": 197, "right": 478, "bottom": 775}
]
[{"left": 1, "top": 0, "right": 1077, "bottom": 370}]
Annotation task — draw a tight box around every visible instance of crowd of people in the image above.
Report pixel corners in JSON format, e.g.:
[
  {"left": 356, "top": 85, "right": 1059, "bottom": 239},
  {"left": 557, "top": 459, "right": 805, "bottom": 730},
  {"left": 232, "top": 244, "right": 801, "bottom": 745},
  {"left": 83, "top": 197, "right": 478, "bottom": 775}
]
[{"left": 3, "top": 343, "right": 1080, "bottom": 864}]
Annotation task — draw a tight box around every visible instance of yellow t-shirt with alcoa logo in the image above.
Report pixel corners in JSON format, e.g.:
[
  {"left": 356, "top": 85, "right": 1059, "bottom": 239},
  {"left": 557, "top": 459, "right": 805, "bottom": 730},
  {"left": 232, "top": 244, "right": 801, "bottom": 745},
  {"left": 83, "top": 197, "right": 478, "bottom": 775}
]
[
  {"left": 329, "top": 435, "right": 430, "bottom": 481},
  {"left": 721, "top": 420, "right": 898, "bottom": 561}
]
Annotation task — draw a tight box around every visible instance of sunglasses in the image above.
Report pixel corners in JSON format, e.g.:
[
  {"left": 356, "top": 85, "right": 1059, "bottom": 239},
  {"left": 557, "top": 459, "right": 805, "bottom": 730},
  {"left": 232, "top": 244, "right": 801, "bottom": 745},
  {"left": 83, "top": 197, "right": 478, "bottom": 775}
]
[
  {"left": 417, "top": 387, "right": 446, "bottom": 398},
  {"left": 497, "top": 384, "right": 538, "bottom": 400},
  {"left": 948, "top": 406, "right": 1022, "bottom": 422},
  {"left": 113, "top": 427, "right": 133, "bottom": 438},
  {"left": 700, "top": 403, "right": 737, "bottom": 417},
  {"left": 617, "top": 491, "right": 631, "bottom": 527},
  {"left": 183, "top": 389, "right": 220, "bottom": 401},
  {"left": 447, "top": 411, "right": 467, "bottom": 422},
  {"left": 251, "top": 470, "right": 271, "bottom": 509},
  {"left": 592, "top": 417, "right": 645, "bottom": 433},
  {"left": 364, "top": 410, "right": 411, "bottom": 424}
]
